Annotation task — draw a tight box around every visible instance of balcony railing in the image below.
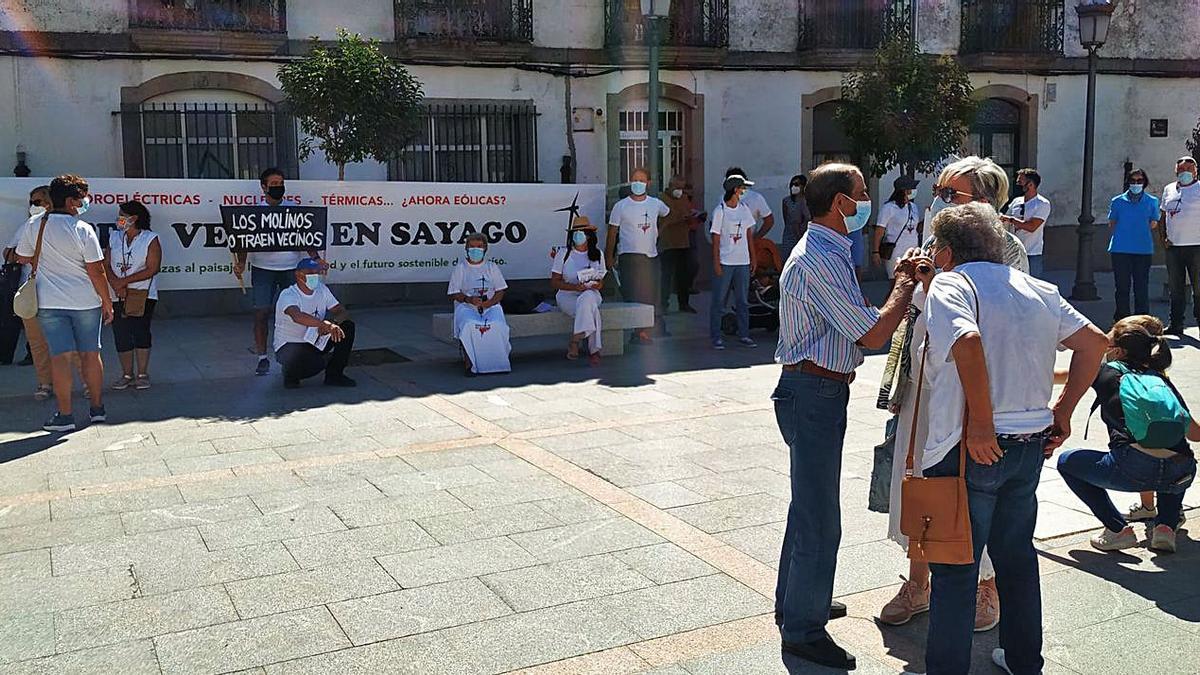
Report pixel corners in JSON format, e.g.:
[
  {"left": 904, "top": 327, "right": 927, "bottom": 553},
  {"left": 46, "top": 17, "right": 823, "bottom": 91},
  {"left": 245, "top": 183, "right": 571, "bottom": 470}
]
[
  {"left": 961, "top": 0, "right": 1064, "bottom": 54},
  {"left": 129, "top": 0, "right": 286, "bottom": 33},
  {"left": 797, "top": 0, "right": 913, "bottom": 50},
  {"left": 605, "top": 0, "right": 729, "bottom": 49},
  {"left": 395, "top": 0, "right": 533, "bottom": 43}
]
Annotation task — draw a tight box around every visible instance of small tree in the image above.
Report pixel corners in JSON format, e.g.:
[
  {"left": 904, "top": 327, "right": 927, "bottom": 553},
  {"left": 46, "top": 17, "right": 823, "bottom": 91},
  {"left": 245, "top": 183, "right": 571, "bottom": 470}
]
[
  {"left": 837, "top": 38, "right": 977, "bottom": 179},
  {"left": 1187, "top": 116, "right": 1200, "bottom": 157},
  {"left": 279, "top": 29, "right": 424, "bottom": 180}
]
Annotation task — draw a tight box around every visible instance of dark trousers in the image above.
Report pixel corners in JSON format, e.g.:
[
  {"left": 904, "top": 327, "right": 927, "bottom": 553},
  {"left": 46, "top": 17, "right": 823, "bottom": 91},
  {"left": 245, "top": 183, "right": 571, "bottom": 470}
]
[
  {"left": 0, "top": 312, "right": 21, "bottom": 364},
  {"left": 1110, "top": 253, "right": 1152, "bottom": 320},
  {"left": 618, "top": 253, "right": 661, "bottom": 314},
  {"left": 1058, "top": 445, "right": 1195, "bottom": 531},
  {"left": 112, "top": 299, "right": 157, "bottom": 352},
  {"left": 772, "top": 371, "right": 849, "bottom": 644},
  {"left": 925, "top": 434, "right": 1047, "bottom": 675},
  {"left": 275, "top": 320, "right": 355, "bottom": 382},
  {"left": 659, "top": 248, "right": 694, "bottom": 310},
  {"left": 1167, "top": 245, "right": 1200, "bottom": 327}
]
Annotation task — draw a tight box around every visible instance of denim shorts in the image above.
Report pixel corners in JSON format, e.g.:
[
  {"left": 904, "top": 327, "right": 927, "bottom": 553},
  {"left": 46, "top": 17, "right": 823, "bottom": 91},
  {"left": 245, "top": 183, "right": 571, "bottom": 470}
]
[
  {"left": 37, "top": 308, "right": 103, "bottom": 356},
  {"left": 251, "top": 267, "right": 295, "bottom": 310}
]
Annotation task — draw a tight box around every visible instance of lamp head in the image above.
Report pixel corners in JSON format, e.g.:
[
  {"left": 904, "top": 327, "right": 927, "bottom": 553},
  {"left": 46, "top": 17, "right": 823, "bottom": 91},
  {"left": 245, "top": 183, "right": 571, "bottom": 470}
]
[{"left": 1076, "top": 1, "right": 1115, "bottom": 49}]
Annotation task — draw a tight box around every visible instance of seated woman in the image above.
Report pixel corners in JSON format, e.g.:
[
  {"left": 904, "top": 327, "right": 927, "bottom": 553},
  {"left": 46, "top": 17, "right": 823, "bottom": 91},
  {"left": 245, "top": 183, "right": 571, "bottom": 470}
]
[
  {"left": 1057, "top": 315, "right": 1198, "bottom": 554},
  {"left": 551, "top": 216, "right": 605, "bottom": 366},
  {"left": 447, "top": 234, "right": 511, "bottom": 376}
]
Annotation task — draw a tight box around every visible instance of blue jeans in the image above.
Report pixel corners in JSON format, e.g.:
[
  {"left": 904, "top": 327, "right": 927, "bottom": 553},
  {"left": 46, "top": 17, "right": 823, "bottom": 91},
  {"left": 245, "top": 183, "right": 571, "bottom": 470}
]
[
  {"left": 1110, "top": 253, "right": 1152, "bottom": 319},
  {"left": 710, "top": 264, "right": 749, "bottom": 341},
  {"left": 37, "top": 308, "right": 103, "bottom": 356},
  {"left": 772, "top": 371, "right": 849, "bottom": 644},
  {"left": 1057, "top": 445, "right": 1196, "bottom": 531},
  {"left": 925, "top": 433, "right": 1047, "bottom": 675},
  {"left": 1026, "top": 254, "right": 1044, "bottom": 279}
]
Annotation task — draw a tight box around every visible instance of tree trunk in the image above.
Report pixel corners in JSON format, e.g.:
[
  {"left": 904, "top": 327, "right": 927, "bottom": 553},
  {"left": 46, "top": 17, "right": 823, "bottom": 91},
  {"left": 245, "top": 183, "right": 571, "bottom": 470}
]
[{"left": 338, "top": 163, "right": 345, "bottom": 181}]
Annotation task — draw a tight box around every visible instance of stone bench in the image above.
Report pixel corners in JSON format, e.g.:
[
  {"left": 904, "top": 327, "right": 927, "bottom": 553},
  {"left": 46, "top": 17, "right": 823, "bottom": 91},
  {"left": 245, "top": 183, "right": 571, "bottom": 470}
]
[{"left": 432, "top": 302, "right": 655, "bottom": 356}]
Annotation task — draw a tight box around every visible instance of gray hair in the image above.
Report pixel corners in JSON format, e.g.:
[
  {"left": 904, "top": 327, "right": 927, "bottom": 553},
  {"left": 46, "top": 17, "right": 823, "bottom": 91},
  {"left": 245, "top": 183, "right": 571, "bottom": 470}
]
[
  {"left": 931, "top": 202, "right": 1006, "bottom": 265},
  {"left": 937, "top": 155, "right": 1010, "bottom": 206}
]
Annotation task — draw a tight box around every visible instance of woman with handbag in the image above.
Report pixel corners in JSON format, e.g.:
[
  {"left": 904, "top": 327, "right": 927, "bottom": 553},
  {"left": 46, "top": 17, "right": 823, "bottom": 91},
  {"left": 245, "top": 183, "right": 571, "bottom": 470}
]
[
  {"left": 103, "top": 200, "right": 161, "bottom": 390},
  {"left": 872, "top": 176, "right": 923, "bottom": 285}
]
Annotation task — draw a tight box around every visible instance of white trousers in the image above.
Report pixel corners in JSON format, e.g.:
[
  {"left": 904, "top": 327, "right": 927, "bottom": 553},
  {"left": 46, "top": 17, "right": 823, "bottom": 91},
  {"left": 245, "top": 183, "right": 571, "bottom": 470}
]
[
  {"left": 452, "top": 303, "right": 511, "bottom": 374},
  {"left": 556, "top": 289, "right": 603, "bottom": 354}
]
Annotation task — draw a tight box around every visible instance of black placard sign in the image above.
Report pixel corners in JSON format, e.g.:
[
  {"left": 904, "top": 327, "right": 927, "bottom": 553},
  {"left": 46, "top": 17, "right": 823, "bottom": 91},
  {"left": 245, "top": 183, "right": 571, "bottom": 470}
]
[{"left": 220, "top": 205, "right": 328, "bottom": 252}]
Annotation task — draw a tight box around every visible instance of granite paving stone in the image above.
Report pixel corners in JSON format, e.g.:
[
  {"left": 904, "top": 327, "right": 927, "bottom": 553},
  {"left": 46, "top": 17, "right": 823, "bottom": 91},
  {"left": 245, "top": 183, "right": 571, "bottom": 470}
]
[
  {"left": 0, "top": 550, "right": 50, "bottom": 580},
  {"left": 0, "top": 639, "right": 160, "bottom": 675},
  {"left": 329, "top": 577, "right": 513, "bottom": 645},
  {"left": 49, "top": 486, "right": 183, "bottom": 521},
  {"left": 627, "top": 482, "right": 711, "bottom": 509},
  {"left": 54, "top": 584, "right": 238, "bottom": 652},
  {"left": 612, "top": 543, "right": 718, "bottom": 585},
  {"left": 416, "top": 501, "right": 563, "bottom": 545},
  {"left": 0, "top": 502, "right": 51, "bottom": 529},
  {"left": 120, "top": 496, "right": 262, "bottom": 534},
  {"left": 446, "top": 476, "right": 576, "bottom": 509},
  {"left": 198, "top": 506, "right": 346, "bottom": 550},
  {"left": 400, "top": 444, "right": 514, "bottom": 471},
  {"left": 375, "top": 536, "right": 539, "bottom": 589},
  {"left": 0, "top": 615, "right": 54, "bottom": 664},
  {"left": 292, "top": 457, "right": 415, "bottom": 486},
  {"left": 46, "top": 460, "right": 171, "bottom": 491},
  {"left": 666, "top": 494, "right": 789, "bottom": 534},
  {"left": 481, "top": 554, "right": 654, "bottom": 612},
  {"left": 132, "top": 542, "right": 299, "bottom": 596},
  {"left": 0, "top": 566, "right": 135, "bottom": 617},
  {"left": 165, "top": 448, "right": 285, "bottom": 475},
  {"left": 369, "top": 465, "right": 495, "bottom": 497},
  {"left": 177, "top": 472, "right": 307, "bottom": 503},
  {"left": 102, "top": 441, "right": 220, "bottom": 468},
  {"left": 210, "top": 430, "right": 318, "bottom": 453},
  {"left": 271, "top": 436, "right": 384, "bottom": 462},
  {"left": 52, "top": 527, "right": 208, "bottom": 575},
  {"left": 596, "top": 575, "right": 772, "bottom": 641},
  {"left": 532, "top": 494, "right": 618, "bottom": 524},
  {"left": 249, "top": 479, "right": 385, "bottom": 515},
  {"left": 0, "top": 514, "right": 125, "bottom": 555},
  {"left": 283, "top": 520, "right": 438, "bottom": 568},
  {"left": 509, "top": 518, "right": 664, "bottom": 563},
  {"left": 224, "top": 558, "right": 398, "bottom": 619},
  {"left": 330, "top": 490, "right": 468, "bottom": 529}
]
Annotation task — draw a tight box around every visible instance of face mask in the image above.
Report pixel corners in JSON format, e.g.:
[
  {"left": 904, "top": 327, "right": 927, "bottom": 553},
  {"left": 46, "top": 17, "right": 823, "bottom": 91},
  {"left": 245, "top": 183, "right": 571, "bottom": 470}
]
[
  {"left": 266, "top": 185, "right": 286, "bottom": 201},
  {"left": 670, "top": 189, "right": 683, "bottom": 199},
  {"left": 572, "top": 231, "right": 588, "bottom": 247},
  {"left": 839, "top": 195, "right": 872, "bottom": 233},
  {"left": 790, "top": 185, "right": 803, "bottom": 196},
  {"left": 304, "top": 274, "right": 322, "bottom": 290},
  {"left": 1179, "top": 171, "right": 1196, "bottom": 185},
  {"left": 117, "top": 217, "right": 131, "bottom": 231},
  {"left": 467, "top": 247, "right": 486, "bottom": 263},
  {"left": 76, "top": 196, "right": 91, "bottom": 215},
  {"left": 630, "top": 181, "right": 647, "bottom": 196},
  {"left": 905, "top": 190, "right": 914, "bottom": 200},
  {"left": 28, "top": 204, "right": 45, "bottom": 218},
  {"left": 1128, "top": 184, "right": 1145, "bottom": 195}
]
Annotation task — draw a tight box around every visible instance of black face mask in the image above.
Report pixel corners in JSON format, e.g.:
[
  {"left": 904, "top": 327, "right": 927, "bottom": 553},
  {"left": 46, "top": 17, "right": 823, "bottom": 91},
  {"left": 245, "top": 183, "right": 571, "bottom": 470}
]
[{"left": 266, "top": 185, "right": 286, "bottom": 201}]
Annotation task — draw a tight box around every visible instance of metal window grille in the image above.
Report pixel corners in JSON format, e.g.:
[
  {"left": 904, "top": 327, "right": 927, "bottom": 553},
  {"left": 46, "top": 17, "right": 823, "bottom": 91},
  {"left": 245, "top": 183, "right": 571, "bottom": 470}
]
[
  {"left": 129, "top": 0, "right": 287, "bottom": 33},
  {"left": 605, "top": 0, "right": 728, "bottom": 48},
  {"left": 960, "top": 0, "right": 1064, "bottom": 55},
  {"left": 618, "top": 108, "right": 686, "bottom": 185},
  {"left": 797, "top": 0, "right": 914, "bottom": 50},
  {"left": 389, "top": 103, "right": 538, "bottom": 183},
  {"left": 136, "top": 103, "right": 293, "bottom": 179},
  {"left": 395, "top": 0, "right": 533, "bottom": 42}
]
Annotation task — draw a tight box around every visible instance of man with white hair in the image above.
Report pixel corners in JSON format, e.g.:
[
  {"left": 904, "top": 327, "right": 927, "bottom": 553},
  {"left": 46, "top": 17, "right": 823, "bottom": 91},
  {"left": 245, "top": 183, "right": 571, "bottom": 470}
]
[{"left": 1161, "top": 155, "right": 1200, "bottom": 336}]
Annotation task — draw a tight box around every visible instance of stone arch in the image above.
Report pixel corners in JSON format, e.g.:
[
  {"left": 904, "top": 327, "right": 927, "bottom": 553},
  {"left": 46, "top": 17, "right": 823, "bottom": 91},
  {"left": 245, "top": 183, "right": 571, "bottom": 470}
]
[
  {"left": 970, "top": 84, "right": 1039, "bottom": 172},
  {"left": 606, "top": 81, "right": 705, "bottom": 205},
  {"left": 801, "top": 86, "right": 843, "bottom": 173}
]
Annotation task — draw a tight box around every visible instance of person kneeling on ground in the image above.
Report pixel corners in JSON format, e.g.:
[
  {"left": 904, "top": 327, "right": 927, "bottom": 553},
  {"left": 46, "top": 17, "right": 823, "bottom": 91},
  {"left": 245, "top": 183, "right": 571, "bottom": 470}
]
[
  {"left": 447, "top": 233, "right": 511, "bottom": 376},
  {"left": 1057, "top": 315, "right": 1198, "bottom": 554},
  {"left": 273, "top": 258, "right": 356, "bottom": 389}
]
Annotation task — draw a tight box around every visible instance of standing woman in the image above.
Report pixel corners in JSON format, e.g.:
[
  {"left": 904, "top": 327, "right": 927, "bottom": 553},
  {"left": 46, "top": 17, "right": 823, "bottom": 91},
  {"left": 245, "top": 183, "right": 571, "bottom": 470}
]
[
  {"left": 1107, "top": 168, "right": 1159, "bottom": 321},
  {"left": 4, "top": 185, "right": 54, "bottom": 399},
  {"left": 104, "top": 201, "right": 161, "bottom": 390},
  {"left": 446, "top": 233, "right": 510, "bottom": 376},
  {"left": 872, "top": 177, "right": 922, "bottom": 284},
  {"left": 780, "top": 174, "right": 810, "bottom": 259},
  {"left": 552, "top": 216, "right": 606, "bottom": 366}
]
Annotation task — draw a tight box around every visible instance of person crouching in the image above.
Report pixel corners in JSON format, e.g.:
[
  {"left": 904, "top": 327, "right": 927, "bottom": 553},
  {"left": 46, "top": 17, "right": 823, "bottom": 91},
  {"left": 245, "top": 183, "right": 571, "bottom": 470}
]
[
  {"left": 273, "top": 258, "right": 356, "bottom": 389},
  {"left": 447, "top": 234, "right": 511, "bottom": 376}
]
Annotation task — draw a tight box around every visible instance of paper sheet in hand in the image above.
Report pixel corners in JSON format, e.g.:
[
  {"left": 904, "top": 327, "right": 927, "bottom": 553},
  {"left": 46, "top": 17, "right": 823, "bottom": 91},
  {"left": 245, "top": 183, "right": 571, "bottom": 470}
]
[
  {"left": 577, "top": 268, "right": 605, "bottom": 283},
  {"left": 304, "top": 326, "right": 331, "bottom": 351}
]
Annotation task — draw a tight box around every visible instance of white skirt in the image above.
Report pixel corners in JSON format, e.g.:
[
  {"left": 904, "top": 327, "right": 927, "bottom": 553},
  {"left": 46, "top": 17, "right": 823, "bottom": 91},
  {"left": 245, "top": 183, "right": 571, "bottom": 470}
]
[
  {"left": 452, "top": 303, "right": 511, "bottom": 374},
  {"left": 556, "top": 289, "right": 603, "bottom": 354}
]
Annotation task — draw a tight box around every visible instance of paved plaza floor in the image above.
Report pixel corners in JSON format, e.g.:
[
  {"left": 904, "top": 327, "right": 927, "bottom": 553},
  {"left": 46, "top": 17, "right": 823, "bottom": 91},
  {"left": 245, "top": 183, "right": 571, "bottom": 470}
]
[{"left": 1, "top": 271, "right": 1198, "bottom": 674}]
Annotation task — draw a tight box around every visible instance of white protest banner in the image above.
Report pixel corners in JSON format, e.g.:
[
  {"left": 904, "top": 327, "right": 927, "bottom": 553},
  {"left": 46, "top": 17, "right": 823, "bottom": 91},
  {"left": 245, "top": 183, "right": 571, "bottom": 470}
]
[{"left": 0, "top": 179, "right": 605, "bottom": 291}]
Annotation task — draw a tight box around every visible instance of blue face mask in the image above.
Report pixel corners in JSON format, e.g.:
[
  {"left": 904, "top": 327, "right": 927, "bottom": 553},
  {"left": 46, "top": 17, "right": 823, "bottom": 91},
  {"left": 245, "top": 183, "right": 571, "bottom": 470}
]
[
  {"left": 840, "top": 195, "right": 872, "bottom": 233},
  {"left": 1179, "top": 171, "right": 1196, "bottom": 185},
  {"left": 630, "top": 181, "right": 647, "bottom": 196},
  {"left": 76, "top": 196, "right": 91, "bottom": 215},
  {"left": 572, "top": 231, "right": 588, "bottom": 247},
  {"left": 1128, "top": 184, "right": 1145, "bottom": 195},
  {"left": 304, "top": 274, "right": 322, "bottom": 290},
  {"left": 467, "top": 247, "right": 486, "bottom": 263}
]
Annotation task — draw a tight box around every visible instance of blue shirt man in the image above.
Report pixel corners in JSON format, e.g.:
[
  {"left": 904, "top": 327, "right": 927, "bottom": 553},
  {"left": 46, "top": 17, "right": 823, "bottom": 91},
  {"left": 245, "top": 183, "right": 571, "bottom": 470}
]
[
  {"left": 1106, "top": 170, "right": 1159, "bottom": 319},
  {"left": 772, "top": 163, "right": 929, "bottom": 671}
]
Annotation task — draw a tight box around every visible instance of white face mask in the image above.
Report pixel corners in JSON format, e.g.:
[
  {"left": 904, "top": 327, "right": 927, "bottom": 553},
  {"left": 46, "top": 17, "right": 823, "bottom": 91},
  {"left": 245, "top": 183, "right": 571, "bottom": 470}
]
[
  {"left": 29, "top": 205, "right": 46, "bottom": 218},
  {"left": 670, "top": 189, "right": 683, "bottom": 199},
  {"left": 790, "top": 186, "right": 803, "bottom": 196}
]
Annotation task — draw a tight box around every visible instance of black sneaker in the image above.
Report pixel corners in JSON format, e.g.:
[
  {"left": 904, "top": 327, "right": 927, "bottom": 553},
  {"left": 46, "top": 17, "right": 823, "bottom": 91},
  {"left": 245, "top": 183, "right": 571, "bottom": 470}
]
[
  {"left": 283, "top": 377, "right": 301, "bottom": 389},
  {"left": 43, "top": 412, "right": 75, "bottom": 433},
  {"left": 775, "top": 602, "right": 847, "bottom": 625},
  {"left": 782, "top": 636, "right": 856, "bottom": 670},
  {"left": 324, "top": 374, "right": 357, "bottom": 388},
  {"left": 89, "top": 405, "right": 107, "bottom": 423},
  {"left": 1166, "top": 324, "right": 1185, "bottom": 337},
  {"left": 255, "top": 357, "right": 271, "bottom": 376}
]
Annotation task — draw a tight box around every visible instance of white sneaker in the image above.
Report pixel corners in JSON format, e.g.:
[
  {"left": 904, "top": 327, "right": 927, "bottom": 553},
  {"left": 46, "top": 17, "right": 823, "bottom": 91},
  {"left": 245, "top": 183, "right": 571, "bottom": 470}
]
[
  {"left": 992, "top": 648, "right": 1014, "bottom": 675},
  {"left": 1090, "top": 526, "right": 1138, "bottom": 551},
  {"left": 1127, "top": 502, "right": 1157, "bottom": 522},
  {"left": 1149, "top": 525, "right": 1177, "bottom": 553}
]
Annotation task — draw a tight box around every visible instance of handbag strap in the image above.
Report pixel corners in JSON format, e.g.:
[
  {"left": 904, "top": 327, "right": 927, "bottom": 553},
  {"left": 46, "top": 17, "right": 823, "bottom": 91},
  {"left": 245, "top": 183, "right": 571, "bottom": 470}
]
[{"left": 28, "top": 212, "right": 49, "bottom": 279}]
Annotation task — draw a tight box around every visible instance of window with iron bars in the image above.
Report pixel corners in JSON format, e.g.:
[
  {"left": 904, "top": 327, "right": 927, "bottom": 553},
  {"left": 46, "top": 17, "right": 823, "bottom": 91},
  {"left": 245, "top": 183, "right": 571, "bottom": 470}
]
[
  {"left": 388, "top": 102, "right": 538, "bottom": 183},
  {"left": 960, "top": 0, "right": 1064, "bottom": 55},
  {"left": 797, "top": 0, "right": 914, "bottom": 51},
  {"left": 130, "top": 102, "right": 297, "bottom": 179}
]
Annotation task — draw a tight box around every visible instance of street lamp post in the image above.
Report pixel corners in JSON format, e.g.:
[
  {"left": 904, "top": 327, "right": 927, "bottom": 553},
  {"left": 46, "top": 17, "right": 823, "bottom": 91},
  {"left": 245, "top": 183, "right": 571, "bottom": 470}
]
[
  {"left": 641, "top": 0, "right": 671, "bottom": 194},
  {"left": 1070, "top": 1, "right": 1115, "bottom": 301}
]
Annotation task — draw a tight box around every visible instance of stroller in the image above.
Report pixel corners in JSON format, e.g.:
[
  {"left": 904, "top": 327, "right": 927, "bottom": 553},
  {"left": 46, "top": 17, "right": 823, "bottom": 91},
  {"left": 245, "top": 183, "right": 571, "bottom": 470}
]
[{"left": 721, "top": 275, "right": 780, "bottom": 335}]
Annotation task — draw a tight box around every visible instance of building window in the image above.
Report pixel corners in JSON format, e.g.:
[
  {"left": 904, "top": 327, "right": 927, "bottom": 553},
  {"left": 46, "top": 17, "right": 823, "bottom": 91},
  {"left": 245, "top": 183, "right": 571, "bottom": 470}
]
[
  {"left": 395, "top": 0, "right": 533, "bottom": 42},
  {"left": 797, "top": 0, "right": 914, "bottom": 51},
  {"left": 134, "top": 102, "right": 294, "bottom": 179},
  {"left": 811, "top": 100, "right": 855, "bottom": 167},
  {"left": 618, "top": 105, "right": 686, "bottom": 185},
  {"left": 130, "top": 0, "right": 287, "bottom": 33},
  {"left": 966, "top": 98, "right": 1022, "bottom": 196},
  {"left": 960, "top": 0, "right": 1064, "bottom": 55},
  {"left": 605, "top": 0, "right": 728, "bottom": 48},
  {"left": 389, "top": 102, "right": 538, "bottom": 183}
]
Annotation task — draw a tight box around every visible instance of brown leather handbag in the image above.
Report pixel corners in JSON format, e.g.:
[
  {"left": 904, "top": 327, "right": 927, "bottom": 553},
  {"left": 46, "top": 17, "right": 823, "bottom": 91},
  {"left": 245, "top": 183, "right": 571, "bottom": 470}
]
[{"left": 900, "top": 273, "right": 978, "bottom": 565}]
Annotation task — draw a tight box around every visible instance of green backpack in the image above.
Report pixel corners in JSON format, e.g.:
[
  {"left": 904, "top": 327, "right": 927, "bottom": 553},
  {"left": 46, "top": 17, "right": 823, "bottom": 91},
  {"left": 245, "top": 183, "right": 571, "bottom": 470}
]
[{"left": 1105, "top": 362, "right": 1192, "bottom": 449}]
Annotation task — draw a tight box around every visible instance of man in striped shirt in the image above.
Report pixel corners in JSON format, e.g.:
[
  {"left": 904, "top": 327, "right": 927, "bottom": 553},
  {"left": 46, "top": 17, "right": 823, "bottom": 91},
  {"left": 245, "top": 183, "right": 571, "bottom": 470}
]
[{"left": 773, "top": 163, "right": 931, "bottom": 671}]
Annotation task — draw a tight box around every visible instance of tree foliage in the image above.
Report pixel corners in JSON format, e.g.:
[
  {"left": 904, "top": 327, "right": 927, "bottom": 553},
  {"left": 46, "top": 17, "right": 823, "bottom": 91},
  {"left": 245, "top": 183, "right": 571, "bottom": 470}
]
[
  {"left": 1188, "top": 116, "right": 1200, "bottom": 157},
  {"left": 279, "top": 29, "right": 424, "bottom": 180},
  {"left": 837, "top": 38, "right": 978, "bottom": 178}
]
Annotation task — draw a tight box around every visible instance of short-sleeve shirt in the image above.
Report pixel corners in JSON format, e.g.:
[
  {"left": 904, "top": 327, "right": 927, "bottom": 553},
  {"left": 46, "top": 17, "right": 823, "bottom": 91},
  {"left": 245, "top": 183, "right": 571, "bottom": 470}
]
[
  {"left": 15, "top": 213, "right": 104, "bottom": 311},
  {"left": 609, "top": 196, "right": 670, "bottom": 257},
  {"left": 107, "top": 229, "right": 161, "bottom": 301},
  {"left": 710, "top": 202, "right": 755, "bottom": 266},
  {"left": 250, "top": 198, "right": 308, "bottom": 271},
  {"left": 1162, "top": 180, "right": 1200, "bottom": 246},
  {"left": 774, "top": 224, "right": 880, "bottom": 372},
  {"left": 920, "top": 262, "right": 1092, "bottom": 469},
  {"left": 879, "top": 200, "right": 922, "bottom": 254},
  {"left": 1091, "top": 364, "right": 1191, "bottom": 454},
  {"left": 1107, "top": 191, "right": 1160, "bottom": 255},
  {"left": 551, "top": 247, "right": 606, "bottom": 284},
  {"left": 447, "top": 260, "right": 507, "bottom": 305},
  {"left": 6, "top": 218, "right": 33, "bottom": 286},
  {"left": 715, "top": 189, "right": 771, "bottom": 228},
  {"left": 1006, "top": 193, "right": 1052, "bottom": 256},
  {"left": 273, "top": 283, "right": 339, "bottom": 353}
]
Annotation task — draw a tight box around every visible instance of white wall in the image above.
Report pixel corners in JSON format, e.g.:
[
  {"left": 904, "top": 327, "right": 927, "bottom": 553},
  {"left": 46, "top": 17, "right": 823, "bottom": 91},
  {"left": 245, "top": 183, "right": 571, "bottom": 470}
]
[
  {"left": 534, "top": 0, "right": 604, "bottom": 49},
  {"left": 728, "top": 0, "right": 797, "bottom": 53},
  {"left": 0, "top": 0, "right": 127, "bottom": 33}
]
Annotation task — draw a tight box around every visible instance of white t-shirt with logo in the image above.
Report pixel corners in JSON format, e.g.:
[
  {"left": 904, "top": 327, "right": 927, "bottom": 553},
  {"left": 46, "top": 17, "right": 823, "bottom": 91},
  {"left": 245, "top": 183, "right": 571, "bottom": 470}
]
[
  {"left": 1162, "top": 180, "right": 1200, "bottom": 246},
  {"left": 879, "top": 200, "right": 922, "bottom": 254},
  {"left": 273, "top": 283, "right": 339, "bottom": 353},
  {"left": 15, "top": 213, "right": 104, "bottom": 310},
  {"left": 609, "top": 196, "right": 670, "bottom": 257},
  {"left": 551, "top": 247, "right": 606, "bottom": 284},
  {"left": 447, "top": 260, "right": 508, "bottom": 305},
  {"left": 249, "top": 198, "right": 309, "bottom": 271},
  {"left": 709, "top": 202, "right": 755, "bottom": 266},
  {"left": 107, "top": 229, "right": 160, "bottom": 301},
  {"left": 1006, "top": 193, "right": 1052, "bottom": 256},
  {"left": 714, "top": 188, "right": 772, "bottom": 230}
]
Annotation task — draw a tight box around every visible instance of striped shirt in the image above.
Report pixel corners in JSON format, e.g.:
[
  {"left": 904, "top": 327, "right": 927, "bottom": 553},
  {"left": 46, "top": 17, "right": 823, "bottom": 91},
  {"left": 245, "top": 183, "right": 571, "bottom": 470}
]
[{"left": 775, "top": 224, "right": 880, "bottom": 372}]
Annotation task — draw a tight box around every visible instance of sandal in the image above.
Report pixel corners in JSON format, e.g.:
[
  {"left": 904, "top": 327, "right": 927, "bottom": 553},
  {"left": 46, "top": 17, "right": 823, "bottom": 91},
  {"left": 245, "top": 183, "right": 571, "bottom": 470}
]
[
  {"left": 111, "top": 375, "right": 134, "bottom": 391},
  {"left": 33, "top": 384, "right": 52, "bottom": 401},
  {"left": 567, "top": 338, "right": 581, "bottom": 360},
  {"left": 589, "top": 352, "right": 602, "bottom": 367},
  {"left": 134, "top": 375, "right": 151, "bottom": 390}
]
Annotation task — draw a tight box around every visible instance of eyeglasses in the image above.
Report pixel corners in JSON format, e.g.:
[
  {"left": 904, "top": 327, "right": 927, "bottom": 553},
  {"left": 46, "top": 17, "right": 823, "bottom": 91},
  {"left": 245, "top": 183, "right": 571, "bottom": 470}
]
[{"left": 935, "top": 186, "right": 977, "bottom": 203}]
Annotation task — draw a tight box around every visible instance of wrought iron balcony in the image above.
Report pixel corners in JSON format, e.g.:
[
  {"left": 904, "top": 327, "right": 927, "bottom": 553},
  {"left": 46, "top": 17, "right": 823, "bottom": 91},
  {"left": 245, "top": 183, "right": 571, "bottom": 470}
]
[
  {"left": 961, "top": 0, "right": 1064, "bottom": 54},
  {"left": 130, "top": 0, "right": 286, "bottom": 33},
  {"left": 797, "top": 0, "right": 913, "bottom": 51},
  {"left": 395, "top": 0, "right": 533, "bottom": 43},
  {"left": 605, "top": 0, "right": 729, "bottom": 49}
]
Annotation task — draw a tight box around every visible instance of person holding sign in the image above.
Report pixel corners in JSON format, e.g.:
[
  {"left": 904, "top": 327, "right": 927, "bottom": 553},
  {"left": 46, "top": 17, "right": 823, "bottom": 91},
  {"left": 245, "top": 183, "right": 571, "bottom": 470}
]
[
  {"left": 233, "top": 168, "right": 321, "bottom": 377},
  {"left": 551, "top": 216, "right": 606, "bottom": 366},
  {"left": 446, "top": 233, "right": 511, "bottom": 376},
  {"left": 273, "top": 258, "right": 355, "bottom": 389}
]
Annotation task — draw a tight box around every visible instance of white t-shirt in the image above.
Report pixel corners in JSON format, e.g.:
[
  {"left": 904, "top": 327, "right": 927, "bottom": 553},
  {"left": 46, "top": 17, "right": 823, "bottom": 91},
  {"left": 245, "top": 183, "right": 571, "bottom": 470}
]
[
  {"left": 609, "top": 196, "right": 670, "bottom": 257},
  {"left": 920, "top": 262, "right": 1091, "bottom": 470},
  {"left": 879, "top": 200, "right": 922, "bottom": 254},
  {"left": 551, "top": 247, "right": 606, "bottom": 284},
  {"left": 714, "top": 188, "right": 772, "bottom": 229},
  {"left": 709, "top": 202, "right": 756, "bottom": 266},
  {"left": 1162, "top": 180, "right": 1200, "bottom": 246},
  {"left": 273, "top": 283, "right": 339, "bottom": 353},
  {"left": 15, "top": 213, "right": 104, "bottom": 311},
  {"left": 1006, "top": 193, "right": 1052, "bottom": 256},
  {"left": 249, "top": 198, "right": 309, "bottom": 271},
  {"left": 447, "top": 260, "right": 508, "bottom": 305},
  {"left": 107, "top": 229, "right": 160, "bottom": 301},
  {"left": 6, "top": 219, "right": 33, "bottom": 286}
]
